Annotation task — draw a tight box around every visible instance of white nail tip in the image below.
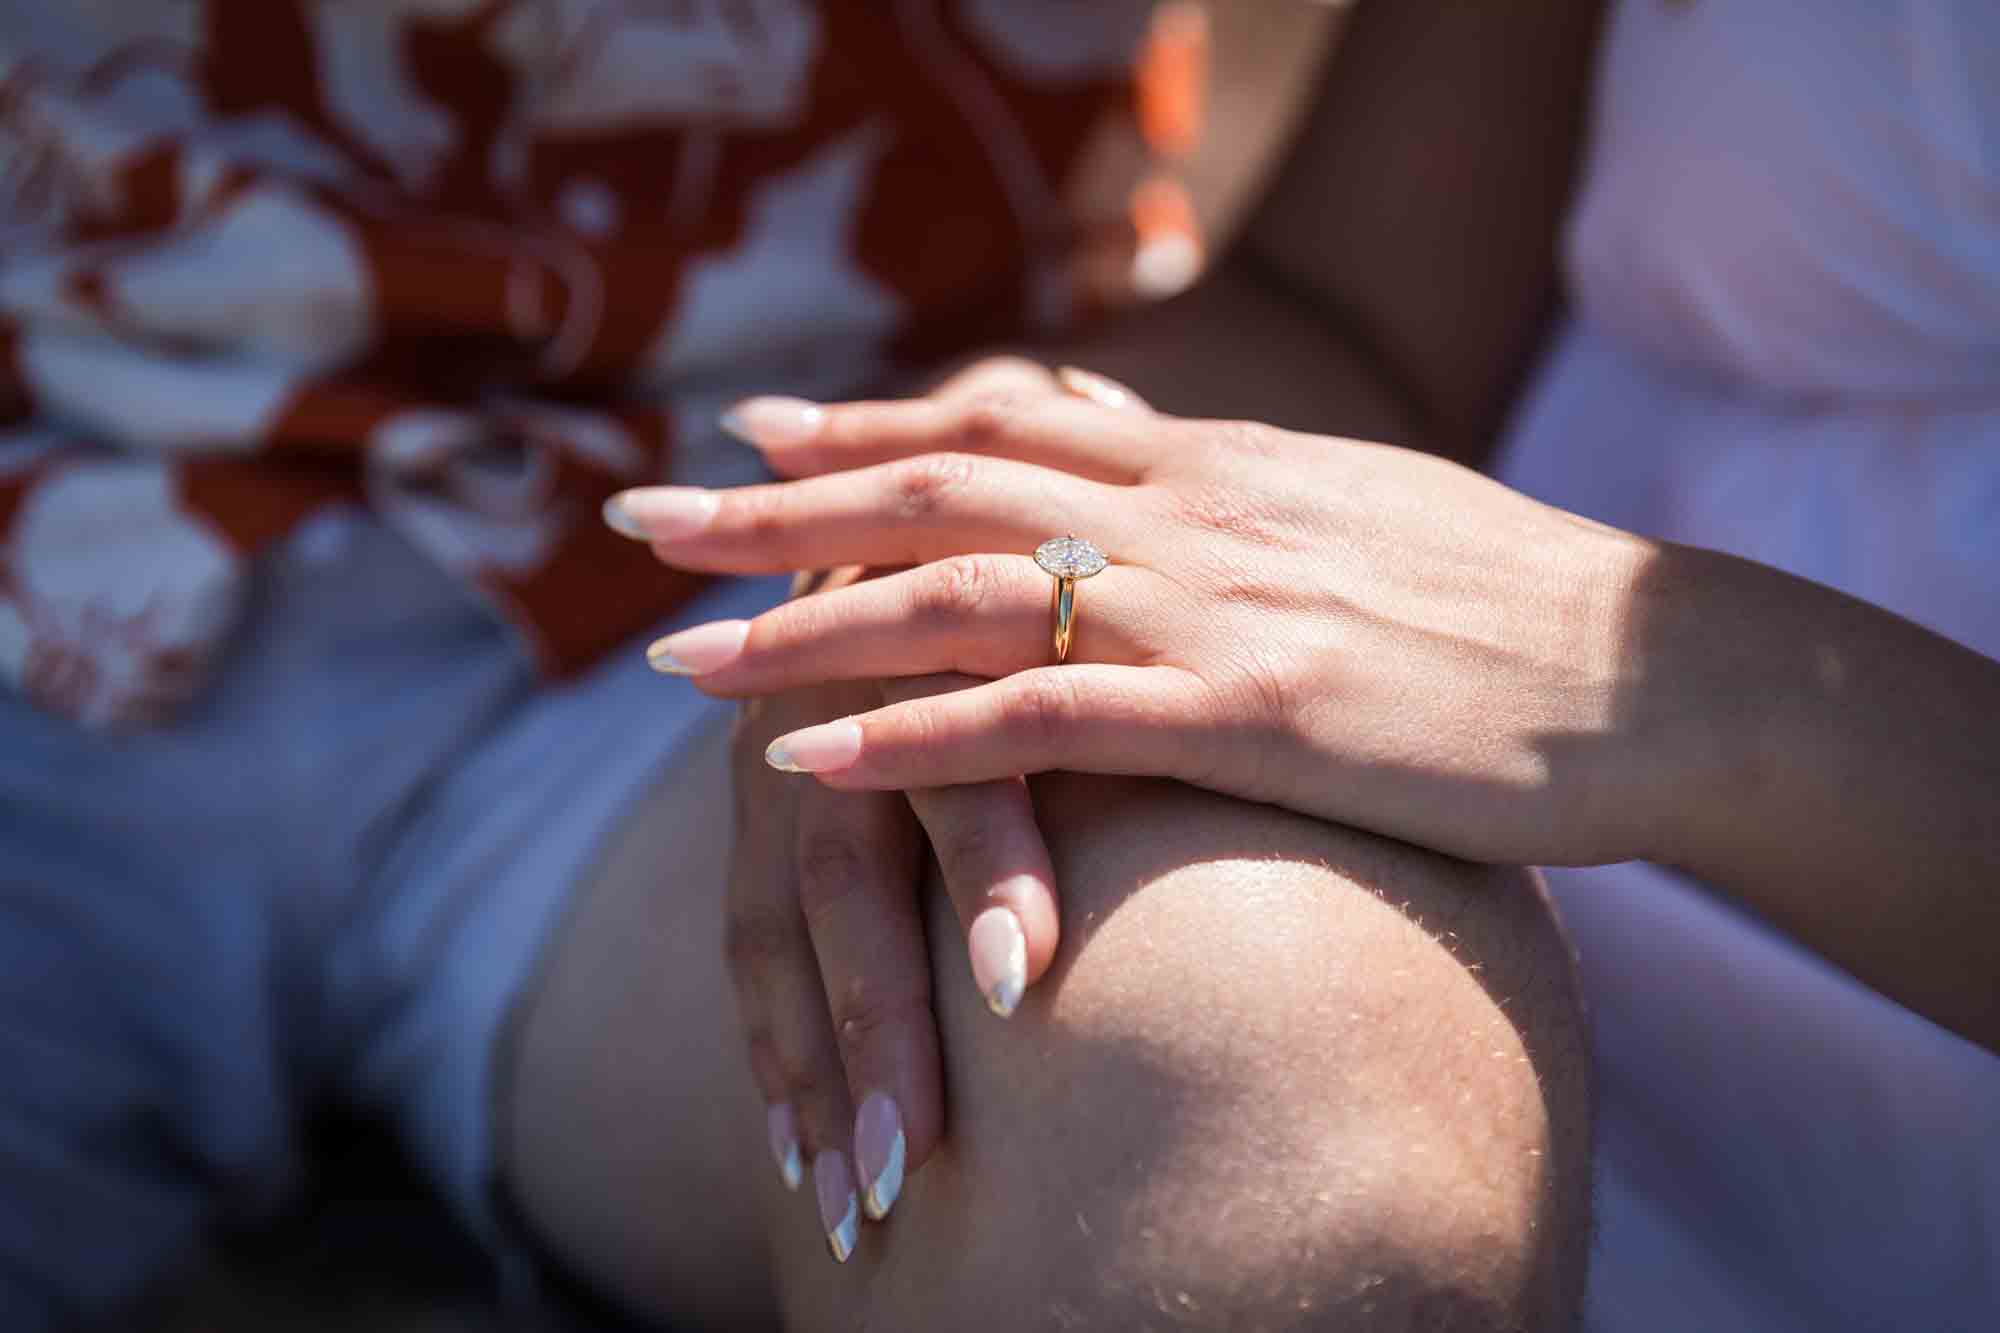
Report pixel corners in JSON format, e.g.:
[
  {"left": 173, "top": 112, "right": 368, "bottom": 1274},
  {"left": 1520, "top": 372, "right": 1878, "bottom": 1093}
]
[
  {"left": 986, "top": 972, "right": 1024, "bottom": 1019},
  {"left": 778, "top": 1141, "right": 803, "bottom": 1192},
  {"left": 720, "top": 397, "right": 825, "bottom": 448},
  {"left": 764, "top": 739, "right": 804, "bottom": 773},
  {"left": 971, "top": 906, "right": 1029, "bottom": 1018},
  {"left": 600, "top": 494, "right": 645, "bottom": 539},
  {"left": 645, "top": 640, "right": 695, "bottom": 676},
  {"left": 863, "top": 1130, "right": 905, "bottom": 1221},
  {"left": 828, "top": 1196, "right": 860, "bottom": 1263}
]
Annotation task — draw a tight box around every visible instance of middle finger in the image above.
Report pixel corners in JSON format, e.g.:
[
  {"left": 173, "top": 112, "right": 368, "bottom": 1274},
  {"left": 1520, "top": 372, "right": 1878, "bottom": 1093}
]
[{"left": 606, "top": 452, "right": 1126, "bottom": 575}]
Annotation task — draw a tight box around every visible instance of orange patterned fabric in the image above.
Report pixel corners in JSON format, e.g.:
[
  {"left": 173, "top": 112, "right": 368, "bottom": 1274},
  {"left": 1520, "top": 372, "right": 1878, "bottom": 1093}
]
[{"left": 0, "top": 1, "right": 1162, "bottom": 727}]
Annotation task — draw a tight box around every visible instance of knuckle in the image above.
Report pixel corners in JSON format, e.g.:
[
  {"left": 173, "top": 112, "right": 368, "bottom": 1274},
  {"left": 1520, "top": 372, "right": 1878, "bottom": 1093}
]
[
  {"left": 929, "top": 815, "right": 1001, "bottom": 882},
  {"left": 1171, "top": 479, "right": 1269, "bottom": 541},
  {"left": 722, "top": 901, "right": 801, "bottom": 972},
  {"left": 1199, "top": 653, "right": 1303, "bottom": 795},
  {"left": 919, "top": 553, "right": 1008, "bottom": 624},
  {"left": 1186, "top": 552, "right": 1288, "bottom": 614},
  {"left": 829, "top": 978, "right": 931, "bottom": 1064},
  {"left": 895, "top": 696, "right": 948, "bottom": 754},
  {"left": 1006, "top": 671, "right": 1080, "bottom": 752},
  {"left": 1209, "top": 418, "right": 1281, "bottom": 460},
  {"left": 1230, "top": 645, "right": 1305, "bottom": 729},
  {"left": 756, "top": 599, "right": 814, "bottom": 654},
  {"left": 794, "top": 827, "right": 875, "bottom": 920},
  {"left": 728, "top": 486, "right": 787, "bottom": 547},
  {"left": 773, "top": 1048, "right": 827, "bottom": 1106},
  {"left": 954, "top": 396, "right": 1026, "bottom": 452},
  {"left": 740, "top": 1024, "right": 780, "bottom": 1070},
  {"left": 742, "top": 1032, "right": 787, "bottom": 1099},
  {"left": 891, "top": 452, "right": 976, "bottom": 520}
]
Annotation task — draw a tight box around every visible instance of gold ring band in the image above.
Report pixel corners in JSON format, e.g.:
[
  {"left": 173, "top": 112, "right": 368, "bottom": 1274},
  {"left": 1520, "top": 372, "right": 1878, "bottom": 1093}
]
[
  {"left": 1050, "top": 575, "right": 1078, "bottom": 663},
  {"left": 1033, "top": 535, "right": 1107, "bottom": 665}
]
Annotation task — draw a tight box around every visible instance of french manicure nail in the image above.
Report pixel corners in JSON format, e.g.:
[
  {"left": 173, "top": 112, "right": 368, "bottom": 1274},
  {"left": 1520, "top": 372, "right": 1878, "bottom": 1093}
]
[
  {"left": 767, "top": 1104, "right": 803, "bottom": 1191},
  {"left": 968, "top": 906, "right": 1028, "bottom": 1018},
  {"left": 601, "top": 493, "right": 647, "bottom": 539},
  {"left": 721, "top": 396, "right": 825, "bottom": 448},
  {"left": 855, "top": 1092, "right": 906, "bottom": 1221},
  {"left": 603, "top": 487, "right": 718, "bottom": 540},
  {"left": 765, "top": 720, "right": 862, "bottom": 774},
  {"left": 813, "top": 1150, "right": 860, "bottom": 1263},
  {"left": 646, "top": 619, "right": 749, "bottom": 676}
]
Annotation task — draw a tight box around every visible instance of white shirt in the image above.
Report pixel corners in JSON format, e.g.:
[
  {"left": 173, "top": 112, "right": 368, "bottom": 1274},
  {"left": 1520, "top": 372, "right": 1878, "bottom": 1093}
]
[{"left": 1496, "top": 2, "right": 2000, "bottom": 1328}]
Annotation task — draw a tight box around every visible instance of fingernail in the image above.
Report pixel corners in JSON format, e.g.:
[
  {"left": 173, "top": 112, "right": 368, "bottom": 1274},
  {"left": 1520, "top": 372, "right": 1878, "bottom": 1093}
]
[
  {"left": 721, "top": 396, "right": 825, "bottom": 449},
  {"left": 601, "top": 493, "right": 647, "bottom": 539},
  {"left": 646, "top": 619, "right": 749, "bottom": 676},
  {"left": 765, "top": 720, "right": 862, "bottom": 775},
  {"left": 1056, "top": 365, "right": 1142, "bottom": 412},
  {"left": 854, "top": 1092, "right": 906, "bottom": 1221},
  {"left": 767, "top": 1104, "right": 803, "bottom": 1191},
  {"left": 968, "top": 906, "right": 1028, "bottom": 1018},
  {"left": 813, "top": 1150, "right": 860, "bottom": 1263},
  {"left": 603, "top": 487, "right": 718, "bottom": 541}
]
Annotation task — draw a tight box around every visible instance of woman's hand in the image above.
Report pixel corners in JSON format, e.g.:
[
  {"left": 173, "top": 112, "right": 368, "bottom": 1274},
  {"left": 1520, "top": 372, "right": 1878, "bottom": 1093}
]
[
  {"left": 698, "top": 359, "right": 1133, "bottom": 1259},
  {"left": 613, "top": 389, "right": 1672, "bottom": 870}
]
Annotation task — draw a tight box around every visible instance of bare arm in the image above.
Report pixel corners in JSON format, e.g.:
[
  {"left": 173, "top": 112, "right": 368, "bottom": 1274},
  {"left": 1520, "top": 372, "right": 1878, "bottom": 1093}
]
[
  {"left": 1636, "top": 544, "right": 2000, "bottom": 1049},
  {"left": 1061, "top": 0, "right": 1606, "bottom": 464},
  {"left": 1062, "top": 0, "right": 2000, "bottom": 1046}
]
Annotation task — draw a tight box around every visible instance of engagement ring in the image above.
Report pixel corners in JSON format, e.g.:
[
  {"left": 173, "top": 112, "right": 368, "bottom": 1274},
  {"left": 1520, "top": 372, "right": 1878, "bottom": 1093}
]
[{"left": 1034, "top": 535, "right": 1107, "bottom": 664}]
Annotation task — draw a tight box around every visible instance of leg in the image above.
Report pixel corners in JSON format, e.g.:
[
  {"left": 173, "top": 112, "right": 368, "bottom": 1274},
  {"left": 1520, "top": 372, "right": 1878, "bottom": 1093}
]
[
  {"left": 500, "top": 715, "right": 779, "bottom": 1328},
  {"left": 0, "top": 714, "right": 304, "bottom": 1332},
  {"left": 506, "top": 730, "right": 1591, "bottom": 1329},
  {"left": 782, "top": 772, "right": 1593, "bottom": 1330}
]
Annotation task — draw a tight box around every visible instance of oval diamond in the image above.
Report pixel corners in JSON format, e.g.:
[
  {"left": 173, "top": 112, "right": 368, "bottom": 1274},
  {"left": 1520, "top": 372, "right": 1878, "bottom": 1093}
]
[{"left": 1034, "top": 535, "right": 1107, "bottom": 580}]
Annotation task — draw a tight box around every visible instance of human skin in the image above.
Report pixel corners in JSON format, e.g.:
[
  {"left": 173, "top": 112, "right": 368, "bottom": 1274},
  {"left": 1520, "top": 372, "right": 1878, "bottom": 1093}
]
[
  {"left": 514, "top": 1, "right": 1613, "bottom": 1319},
  {"left": 625, "top": 389, "right": 2000, "bottom": 1057},
  {"left": 503, "top": 715, "right": 1593, "bottom": 1330},
  {"left": 611, "top": 0, "right": 1996, "bottom": 1273},
  {"left": 612, "top": 0, "right": 1615, "bottom": 1238}
]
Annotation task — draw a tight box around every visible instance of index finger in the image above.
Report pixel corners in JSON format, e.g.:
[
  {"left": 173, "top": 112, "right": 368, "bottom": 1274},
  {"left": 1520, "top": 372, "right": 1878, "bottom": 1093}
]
[{"left": 721, "top": 389, "right": 1165, "bottom": 484}]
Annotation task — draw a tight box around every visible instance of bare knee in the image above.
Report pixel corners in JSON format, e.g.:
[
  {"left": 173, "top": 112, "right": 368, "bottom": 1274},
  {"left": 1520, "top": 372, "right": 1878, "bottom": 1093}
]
[{"left": 840, "top": 776, "right": 1591, "bottom": 1331}]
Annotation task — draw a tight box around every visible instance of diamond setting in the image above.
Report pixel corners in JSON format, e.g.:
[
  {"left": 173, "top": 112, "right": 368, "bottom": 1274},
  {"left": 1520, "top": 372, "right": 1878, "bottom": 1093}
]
[{"left": 1034, "top": 535, "right": 1107, "bottom": 580}]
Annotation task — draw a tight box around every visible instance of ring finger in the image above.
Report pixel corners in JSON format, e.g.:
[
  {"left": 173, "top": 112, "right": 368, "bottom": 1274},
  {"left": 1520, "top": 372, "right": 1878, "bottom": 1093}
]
[{"left": 647, "top": 555, "right": 1167, "bottom": 694}]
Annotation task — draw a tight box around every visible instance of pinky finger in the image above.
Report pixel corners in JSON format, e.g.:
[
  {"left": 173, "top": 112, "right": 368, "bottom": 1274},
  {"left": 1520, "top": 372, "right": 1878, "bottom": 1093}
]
[{"left": 763, "top": 665, "right": 1203, "bottom": 793}]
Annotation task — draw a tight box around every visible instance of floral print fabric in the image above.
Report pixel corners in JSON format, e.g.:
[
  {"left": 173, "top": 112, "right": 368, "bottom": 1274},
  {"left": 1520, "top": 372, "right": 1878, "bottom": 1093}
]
[{"left": 0, "top": 0, "right": 1157, "bottom": 726}]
